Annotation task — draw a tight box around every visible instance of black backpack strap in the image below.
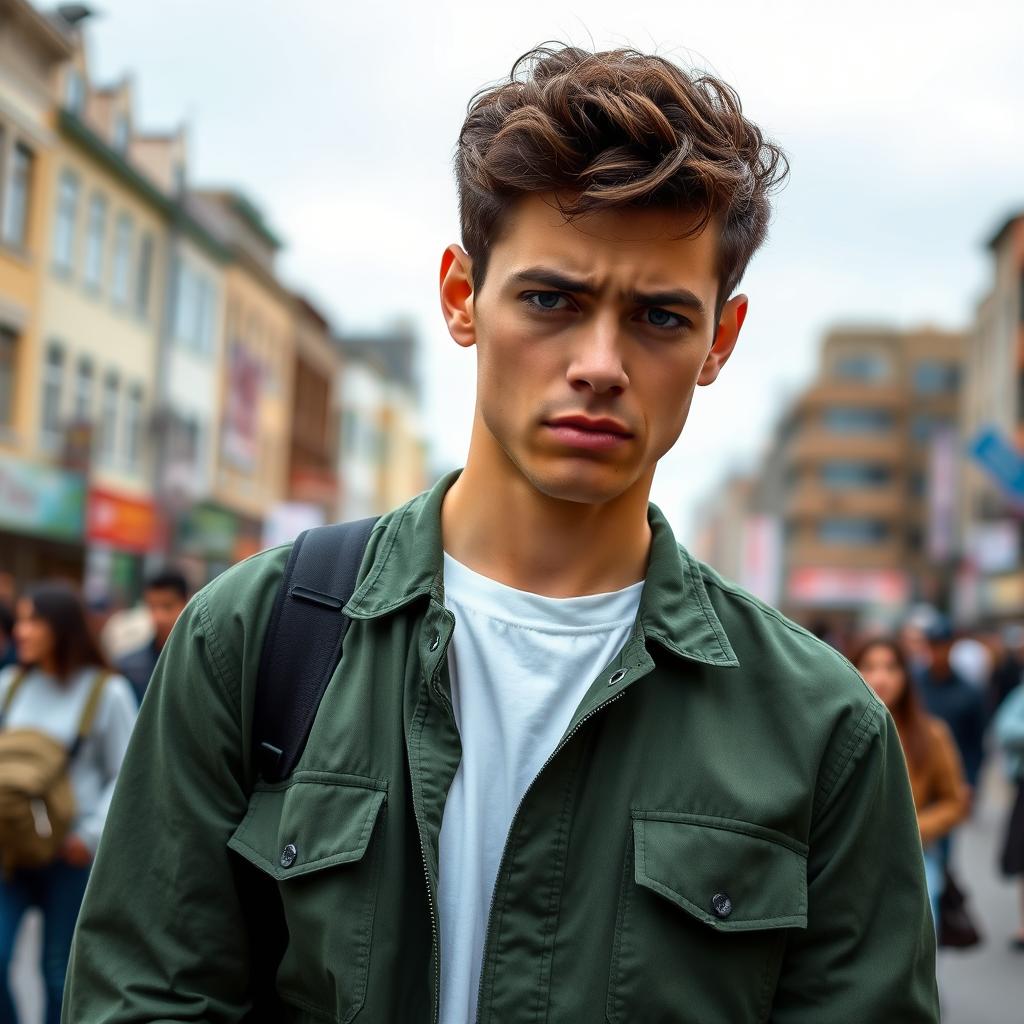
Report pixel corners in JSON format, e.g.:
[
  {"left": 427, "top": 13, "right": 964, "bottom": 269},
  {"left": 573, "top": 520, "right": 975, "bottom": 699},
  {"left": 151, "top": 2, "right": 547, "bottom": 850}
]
[{"left": 253, "top": 517, "right": 378, "bottom": 783}]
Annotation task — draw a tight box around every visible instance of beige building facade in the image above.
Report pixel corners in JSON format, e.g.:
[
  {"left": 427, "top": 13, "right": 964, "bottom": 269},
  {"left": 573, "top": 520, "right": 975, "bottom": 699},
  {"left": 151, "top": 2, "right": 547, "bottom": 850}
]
[{"left": 737, "top": 325, "right": 965, "bottom": 632}]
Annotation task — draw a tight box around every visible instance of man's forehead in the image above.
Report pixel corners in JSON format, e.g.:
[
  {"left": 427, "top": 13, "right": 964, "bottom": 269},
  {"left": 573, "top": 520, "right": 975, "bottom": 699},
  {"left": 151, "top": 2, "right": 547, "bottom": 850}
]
[{"left": 492, "top": 195, "right": 720, "bottom": 293}]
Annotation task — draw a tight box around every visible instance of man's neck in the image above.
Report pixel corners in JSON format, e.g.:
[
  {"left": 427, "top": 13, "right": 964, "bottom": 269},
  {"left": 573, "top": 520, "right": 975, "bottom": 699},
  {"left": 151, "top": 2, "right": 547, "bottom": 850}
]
[{"left": 441, "top": 448, "right": 653, "bottom": 599}]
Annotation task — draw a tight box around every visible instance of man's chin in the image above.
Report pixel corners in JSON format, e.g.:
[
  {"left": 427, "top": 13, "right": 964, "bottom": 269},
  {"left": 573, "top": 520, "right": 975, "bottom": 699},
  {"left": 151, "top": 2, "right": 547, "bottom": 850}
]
[{"left": 521, "top": 460, "right": 639, "bottom": 506}]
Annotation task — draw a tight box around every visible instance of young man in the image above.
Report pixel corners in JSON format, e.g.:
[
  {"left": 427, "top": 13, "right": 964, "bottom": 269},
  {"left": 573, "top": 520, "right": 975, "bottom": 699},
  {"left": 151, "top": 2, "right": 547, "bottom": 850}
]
[
  {"left": 115, "top": 567, "right": 191, "bottom": 704},
  {"left": 64, "top": 46, "right": 938, "bottom": 1022}
]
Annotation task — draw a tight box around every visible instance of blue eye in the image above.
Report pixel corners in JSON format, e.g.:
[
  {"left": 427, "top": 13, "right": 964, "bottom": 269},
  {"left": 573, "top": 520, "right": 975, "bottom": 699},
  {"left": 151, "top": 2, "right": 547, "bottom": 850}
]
[
  {"left": 644, "top": 308, "right": 685, "bottom": 329},
  {"left": 524, "top": 291, "right": 569, "bottom": 311}
]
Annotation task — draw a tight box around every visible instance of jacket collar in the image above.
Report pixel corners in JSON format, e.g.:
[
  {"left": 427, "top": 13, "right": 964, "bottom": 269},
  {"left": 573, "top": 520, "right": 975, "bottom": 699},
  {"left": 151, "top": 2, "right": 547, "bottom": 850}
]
[{"left": 345, "top": 470, "right": 738, "bottom": 669}]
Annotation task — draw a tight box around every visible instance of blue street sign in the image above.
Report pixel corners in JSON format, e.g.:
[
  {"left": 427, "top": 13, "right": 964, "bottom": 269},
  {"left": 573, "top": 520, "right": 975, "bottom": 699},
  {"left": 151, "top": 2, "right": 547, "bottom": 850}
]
[{"left": 969, "top": 427, "right": 1024, "bottom": 500}]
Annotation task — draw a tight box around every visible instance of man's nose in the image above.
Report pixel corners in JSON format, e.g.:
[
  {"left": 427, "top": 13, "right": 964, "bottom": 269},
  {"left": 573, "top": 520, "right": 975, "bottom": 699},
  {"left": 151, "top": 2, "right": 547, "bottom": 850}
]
[{"left": 566, "top": 320, "right": 629, "bottom": 396}]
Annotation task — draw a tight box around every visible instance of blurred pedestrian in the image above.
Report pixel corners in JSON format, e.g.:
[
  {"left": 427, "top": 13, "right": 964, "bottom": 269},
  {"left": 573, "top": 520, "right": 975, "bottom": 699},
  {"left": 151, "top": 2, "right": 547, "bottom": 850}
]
[
  {"left": 994, "top": 679, "right": 1024, "bottom": 951},
  {"left": 854, "top": 638, "right": 969, "bottom": 928},
  {"left": 949, "top": 633, "right": 993, "bottom": 694},
  {"left": 0, "top": 603, "right": 15, "bottom": 672},
  {"left": 990, "top": 623, "right": 1024, "bottom": 717},
  {"left": 115, "top": 568, "right": 190, "bottom": 705},
  {"left": 918, "top": 618, "right": 986, "bottom": 796},
  {"left": 0, "top": 582, "right": 136, "bottom": 1024}
]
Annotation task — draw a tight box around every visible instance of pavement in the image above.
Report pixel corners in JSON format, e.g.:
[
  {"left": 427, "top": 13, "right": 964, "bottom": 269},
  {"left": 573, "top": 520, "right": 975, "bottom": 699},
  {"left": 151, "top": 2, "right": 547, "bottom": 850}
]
[{"left": 8, "top": 763, "right": 1022, "bottom": 1022}]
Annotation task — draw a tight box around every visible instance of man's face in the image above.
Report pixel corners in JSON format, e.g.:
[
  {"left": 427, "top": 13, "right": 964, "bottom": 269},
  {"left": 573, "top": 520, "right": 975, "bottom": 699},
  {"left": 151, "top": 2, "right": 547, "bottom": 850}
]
[
  {"left": 441, "top": 194, "right": 746, "bottom": 505},
  {"left": 144, "top": 587, "right": 187, "bottom": 649}
]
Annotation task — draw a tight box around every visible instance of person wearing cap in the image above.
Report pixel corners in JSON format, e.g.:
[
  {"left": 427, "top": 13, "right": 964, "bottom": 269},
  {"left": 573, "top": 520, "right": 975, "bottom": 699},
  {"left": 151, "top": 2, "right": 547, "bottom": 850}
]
[{"left": 918, "top": 618, "right": 986, "bottom": 796}]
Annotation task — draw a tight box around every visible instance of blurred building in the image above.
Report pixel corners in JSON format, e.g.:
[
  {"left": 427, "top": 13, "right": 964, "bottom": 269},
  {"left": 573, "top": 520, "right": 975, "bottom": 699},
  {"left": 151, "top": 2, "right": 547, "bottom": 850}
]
[
  {"left": 336, "top": 326, "right": 427, "bottom": 519},
  {"left": 695, "top": 324, "right": 965, "bottom": 633},
  {"left": 287, "top": 294, "right": 341, "bottom": 520},
  {"left": 0, "top": 0, "right": 75, "bottom": 583},
  {"left": 0, "top": 1, "right": 431, "bottom": 597},
  {"left": 956, "top": 211, "right": 1024, "bottom": 621},
  {"left": 188, "top": 188, "right": 294, "bottom": 566}
]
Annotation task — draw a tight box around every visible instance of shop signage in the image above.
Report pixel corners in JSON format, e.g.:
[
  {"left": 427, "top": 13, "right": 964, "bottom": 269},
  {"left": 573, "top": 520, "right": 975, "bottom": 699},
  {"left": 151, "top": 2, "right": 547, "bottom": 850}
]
[
  {"left": 0, "top": 454, "right": 85, "bottom": 541},
  {"left": 86, "top": 487, "right": 162, "bottom": 554},
  {"left": 787, "top": 567, "right": 910, "bottom": 608}
]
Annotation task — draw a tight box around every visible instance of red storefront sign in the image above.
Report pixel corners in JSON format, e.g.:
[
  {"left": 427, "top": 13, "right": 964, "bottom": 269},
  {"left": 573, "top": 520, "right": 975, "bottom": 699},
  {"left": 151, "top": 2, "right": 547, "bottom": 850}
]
[{"left": 86, "top": 488, "right": 163, "bottom": 554}]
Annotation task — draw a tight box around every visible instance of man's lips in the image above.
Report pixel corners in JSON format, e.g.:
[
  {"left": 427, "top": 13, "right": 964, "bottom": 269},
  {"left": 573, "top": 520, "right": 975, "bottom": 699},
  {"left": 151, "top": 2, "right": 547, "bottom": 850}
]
[{"left": 544, "top": 416, "right": 634, "bottom": 451}]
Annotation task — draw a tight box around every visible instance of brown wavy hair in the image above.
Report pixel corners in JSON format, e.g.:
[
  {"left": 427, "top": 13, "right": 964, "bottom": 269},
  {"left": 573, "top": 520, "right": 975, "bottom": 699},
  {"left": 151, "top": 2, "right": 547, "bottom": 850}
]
[
  {"left": 456, "top": 44, "right": 788, "bottom": 317},
  {"left": 851, "top": 637, "right": 931, "bottom": 772}
]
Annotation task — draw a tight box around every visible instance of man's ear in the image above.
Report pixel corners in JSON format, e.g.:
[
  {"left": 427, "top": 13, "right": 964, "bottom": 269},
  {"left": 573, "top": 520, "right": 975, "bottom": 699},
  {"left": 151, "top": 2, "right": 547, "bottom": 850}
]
[
  {"left": 440, "top": 244, "right": 476, "bottom": 349},
  {"left": 698, "top": 294, "right": 748, "bottom": 387}
]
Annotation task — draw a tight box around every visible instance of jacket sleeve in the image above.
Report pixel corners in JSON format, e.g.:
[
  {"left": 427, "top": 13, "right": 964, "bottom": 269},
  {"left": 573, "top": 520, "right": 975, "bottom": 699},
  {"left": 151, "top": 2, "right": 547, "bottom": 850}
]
[
  {"left": 917, "top": 719, "right": 969, "bottom": 847},
  {"left": 771, "top": 698, "right": 939, "bottom": 1022},
  {"left": 63, "top": 584, "right": 260, "bottom": 1023}
]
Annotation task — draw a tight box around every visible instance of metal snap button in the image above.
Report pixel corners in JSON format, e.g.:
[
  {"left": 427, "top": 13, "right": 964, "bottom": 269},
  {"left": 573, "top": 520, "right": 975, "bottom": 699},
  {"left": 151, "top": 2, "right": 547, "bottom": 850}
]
[
  {"left": 280, "top": 843, "right": 298, "bottom": 869},
  {"left": 711, "top": 892, "right": 733, "bottom": 919},
  {"left": 429, "top": 633, "right": 440, "bottom": 652},
  {"left": 608, "top": 669, "right": 627, "bottom": 686}
]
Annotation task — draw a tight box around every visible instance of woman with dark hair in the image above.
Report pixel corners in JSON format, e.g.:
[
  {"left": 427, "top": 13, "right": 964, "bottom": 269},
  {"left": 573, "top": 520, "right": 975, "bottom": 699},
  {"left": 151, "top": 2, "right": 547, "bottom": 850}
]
[
  {"left": 0, "top": 581, "right": 136, "bottom": 1024},
  {"left": 853, "top": 637, "right": 969, "bottom": 928}
]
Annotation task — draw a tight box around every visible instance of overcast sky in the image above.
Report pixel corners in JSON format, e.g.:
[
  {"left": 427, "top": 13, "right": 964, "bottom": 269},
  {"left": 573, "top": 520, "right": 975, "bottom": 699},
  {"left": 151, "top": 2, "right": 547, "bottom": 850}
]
[{"left": 85, "top": 0, "right": 1024, "bottom": 541}]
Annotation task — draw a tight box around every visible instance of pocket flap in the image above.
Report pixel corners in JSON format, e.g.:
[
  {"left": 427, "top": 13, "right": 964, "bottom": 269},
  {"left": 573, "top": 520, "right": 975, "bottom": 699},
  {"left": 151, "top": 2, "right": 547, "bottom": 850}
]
[
  {"left": 632, "top": 812, "right": 807, "bottom": 932},
  {"left": 228, "top": 771, "right": 386, "bottom": 881}
]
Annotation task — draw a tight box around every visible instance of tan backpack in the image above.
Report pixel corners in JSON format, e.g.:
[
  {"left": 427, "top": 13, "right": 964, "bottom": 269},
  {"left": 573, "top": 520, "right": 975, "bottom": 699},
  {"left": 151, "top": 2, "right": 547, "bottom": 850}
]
[{"left": 0, "top": 668, "right": 110, "bottom": 876}]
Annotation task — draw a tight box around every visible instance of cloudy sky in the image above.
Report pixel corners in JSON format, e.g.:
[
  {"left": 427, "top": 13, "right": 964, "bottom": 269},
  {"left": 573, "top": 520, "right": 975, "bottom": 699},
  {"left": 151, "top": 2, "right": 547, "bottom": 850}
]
[{"left": 85, "top": 0, "right": 1024, "bottom": 540}]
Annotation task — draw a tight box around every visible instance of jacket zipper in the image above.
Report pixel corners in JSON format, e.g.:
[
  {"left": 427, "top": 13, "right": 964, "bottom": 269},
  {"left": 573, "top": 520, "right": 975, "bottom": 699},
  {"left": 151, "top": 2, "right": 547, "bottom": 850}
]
[
  {"left": 473, "top": 682, "right": 633, "bottom": 1023},
  {"left": 414, "top": 641, "right": 456, "bottom": 1024}
]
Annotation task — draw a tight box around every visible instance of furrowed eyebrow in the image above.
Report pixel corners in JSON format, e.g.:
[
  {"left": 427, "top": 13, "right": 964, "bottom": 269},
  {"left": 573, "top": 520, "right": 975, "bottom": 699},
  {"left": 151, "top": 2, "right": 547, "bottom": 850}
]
[
  {"left": 510, "top": 267, "right": 706, "bottom": 319},
  {"left": 631, "top": 289, "right": 706, "bottom": 317},
  {"left": 510, "top": 267, "right": 597, "bottom": 295}
]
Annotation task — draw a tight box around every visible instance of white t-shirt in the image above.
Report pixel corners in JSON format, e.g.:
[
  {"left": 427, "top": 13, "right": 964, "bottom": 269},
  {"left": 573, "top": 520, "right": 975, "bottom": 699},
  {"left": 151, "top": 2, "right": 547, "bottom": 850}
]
[
  {"left": 438, "top": 553, "right": 643, "bottom": 1024},
  {"left": 0, "top": 665, "right": 138, "bottom": 853}
]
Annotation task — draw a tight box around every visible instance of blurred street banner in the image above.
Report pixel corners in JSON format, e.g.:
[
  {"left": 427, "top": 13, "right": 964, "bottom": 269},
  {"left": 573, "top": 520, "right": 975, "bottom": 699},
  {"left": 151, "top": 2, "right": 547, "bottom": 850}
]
[
  {"left": 787, "top": 567, "right": 910, "bottom": 607},
  {"left": 0, "top": 453, "right": 85, "bottom": 541},
  {"left": 927, "top": 426, "right": 958, "bottom": 561},
  {"left": 969, "top": 426, "right": 1024, "bottom": 502},
  {"left": 262, "top": 502, "right": 325, "bottom": 550},
  {"left": 739, "top": 514, "right": 782, "bottom": 605},
  {"left": 221, "top": 341, "right": 261, "bottom": 472},
  {"left": 86, "top": 488, "right": 162, "bottom": 554}
]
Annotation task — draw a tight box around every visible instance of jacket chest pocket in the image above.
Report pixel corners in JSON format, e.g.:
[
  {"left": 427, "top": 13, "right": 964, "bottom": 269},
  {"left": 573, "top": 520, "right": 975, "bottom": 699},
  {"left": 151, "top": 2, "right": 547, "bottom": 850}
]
[
  {"left": 228, "top": 771, "right": 387, "bottom": 1024},
  {"left": 607, "top": 811, "right": 807, "bottom": 1024}
]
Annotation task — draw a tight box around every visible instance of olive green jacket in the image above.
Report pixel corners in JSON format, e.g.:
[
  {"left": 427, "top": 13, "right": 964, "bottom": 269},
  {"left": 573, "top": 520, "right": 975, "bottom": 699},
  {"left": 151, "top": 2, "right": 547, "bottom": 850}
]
[{"left": 64, "top": 475, "right": 938, "bottom": 1023}]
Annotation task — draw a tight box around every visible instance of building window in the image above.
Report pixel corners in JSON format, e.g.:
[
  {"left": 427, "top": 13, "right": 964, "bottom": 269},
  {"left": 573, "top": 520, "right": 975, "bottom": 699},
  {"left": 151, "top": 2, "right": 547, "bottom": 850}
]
[
  {"left": 73, "top": 356, "right": 94, "bottom": 422},
  {"left": 136, "top": 233, "right": 153, "bottom": 318},
  {"left": 910, "top": 414, "right": 954, "bottom": 444},
  {"left": 820, "top": 462, "right": 892, "bottom": 488},
  {"left": 822, "top": 407, "right": 894, "bottom": 434},
  {"left": 909, "top": 470, "right": 926, "bottom": 498},
  {"left": 1, "top": 143, "right": 33, "bottom": 248},
  {"left": 112, "top": 114, "right": 130, "bottom": 153},
  {"left": 818, "top": 518, "right": 889, "bottom": 545},
  {"left": 52, "top": 170, "right": 79, "bottom": 274},
  {"left": 83, "top": 192, "right": 107, "bottom": 290},
  {"left": 111, "top": 212, "right": 133, "bottom": 306},
  {"left": 0, "top": 327, "right": 16, "bottom": 429},
  {"left": 40, "top": 343, "right": 65, "bottom": 447},
  {"left": 833, "top": 353, "right": 890, "bottom": 383},
  {"left": 123, "top": 382, "right": 143, "bottom": 472},
  {"left": 913, "top": 362, "right": 960, "bottom": 395},
  {"left": 99, "top": 370, "right": 119, "bottom": 464},
  {"left": 64, "top": 69, "right": 86, "bottom": 114}
]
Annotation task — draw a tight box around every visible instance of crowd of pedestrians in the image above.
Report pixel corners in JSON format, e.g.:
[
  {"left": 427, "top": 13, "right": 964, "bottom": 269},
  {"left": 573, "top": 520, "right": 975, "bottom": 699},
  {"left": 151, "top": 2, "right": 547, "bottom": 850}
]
[
  {"left": 0, "top": 570, "right": 189, "bottom": 1024},
  {"left": 844, "top": 614, "right": 1024, "bottom": 954}
]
